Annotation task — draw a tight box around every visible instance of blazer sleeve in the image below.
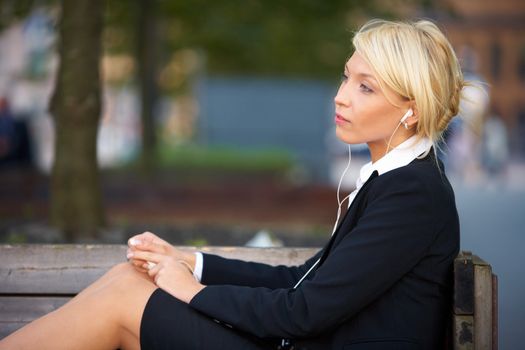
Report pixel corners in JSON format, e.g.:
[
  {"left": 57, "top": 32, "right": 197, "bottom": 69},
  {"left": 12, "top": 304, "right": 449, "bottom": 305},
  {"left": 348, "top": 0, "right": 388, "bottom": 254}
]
[
  {"left": 189, "top": 172, "right": 441, "bottom": 339},
  {"left": 200, "top": 249, "right": 323, "bottom": 288}
]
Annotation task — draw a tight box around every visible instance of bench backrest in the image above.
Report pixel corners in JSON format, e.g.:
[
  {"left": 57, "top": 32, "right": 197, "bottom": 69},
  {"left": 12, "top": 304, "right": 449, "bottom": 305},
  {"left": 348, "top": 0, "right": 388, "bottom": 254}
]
[{"left": 452, "top": 251, "right": 498, "bottom": 350}]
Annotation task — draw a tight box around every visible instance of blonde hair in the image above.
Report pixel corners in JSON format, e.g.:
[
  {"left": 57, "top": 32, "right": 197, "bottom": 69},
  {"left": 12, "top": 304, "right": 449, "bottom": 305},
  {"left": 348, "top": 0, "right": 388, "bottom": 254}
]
[{"left": 352, "top": 19, "right": 467, "bottom": 145}]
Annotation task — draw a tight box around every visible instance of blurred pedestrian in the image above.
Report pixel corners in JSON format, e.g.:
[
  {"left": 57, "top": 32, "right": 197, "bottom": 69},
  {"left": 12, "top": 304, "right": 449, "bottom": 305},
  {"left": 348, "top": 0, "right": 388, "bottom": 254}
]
[
  {"left": 0, "top": 97, "right": 18, "bottom": 165},
  {"left": 482, "top": 110, "right": 509, "bottom": 182}
]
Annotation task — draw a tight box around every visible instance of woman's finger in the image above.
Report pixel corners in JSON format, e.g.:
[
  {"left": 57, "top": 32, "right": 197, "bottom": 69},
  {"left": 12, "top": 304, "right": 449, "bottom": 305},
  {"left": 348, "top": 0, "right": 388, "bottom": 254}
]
[
  {"left": 130, "top": 258, "right": 148, "bottom": 268},
  {"left": 128, "top": 235, "right": 168, "bottom": 255},
  {"left": 147, "top": 261, "right": 162, "bottom": 277},
  {"left": 128, "top": 231, "right": 166, "bottom": 247},
  {"left": 125, "top": 256, "right": 149, "bottom": 273},
  {"left": 131, "top": 263, "right": 149, "bottom": 273},
  {"left": 129, "top": 250, "right": 163, "bottom": 264},
  {"left": 126, "top": 248, "right": 146, "bottom": 262}
]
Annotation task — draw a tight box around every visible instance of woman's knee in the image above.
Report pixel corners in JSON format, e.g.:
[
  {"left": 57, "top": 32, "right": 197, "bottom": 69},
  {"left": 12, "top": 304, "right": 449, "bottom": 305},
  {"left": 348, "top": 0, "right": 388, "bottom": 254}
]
[
  {"left": 106, "top": 263, "right": 155, "bottom": 292},
  {"left": 74, "top": 262, "right": 133, "bottom": 300},
  {"left": 104, "top": 262, "right": 143, "bottom": 282},
  {"left": 103, "top": 264, "right": 158, "bottom": 341},
  {"left": 107, "top": 262, "right": 132, "bottom": 275}
]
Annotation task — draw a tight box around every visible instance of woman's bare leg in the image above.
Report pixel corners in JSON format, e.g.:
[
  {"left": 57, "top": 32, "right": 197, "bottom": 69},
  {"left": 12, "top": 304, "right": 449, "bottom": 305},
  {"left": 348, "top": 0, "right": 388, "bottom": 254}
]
[
  {"left": 0, "top": 263, "right": 157, "bottom": 350},
  {"left": 73, "top": 261, "right": 148, "bottom": 302}
]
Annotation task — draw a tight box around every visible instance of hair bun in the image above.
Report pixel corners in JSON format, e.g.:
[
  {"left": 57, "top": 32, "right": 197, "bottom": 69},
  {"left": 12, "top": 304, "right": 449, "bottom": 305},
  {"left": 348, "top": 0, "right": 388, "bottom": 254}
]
[{"left": 438, "top": 81, "right": 463, "bottom": 132}]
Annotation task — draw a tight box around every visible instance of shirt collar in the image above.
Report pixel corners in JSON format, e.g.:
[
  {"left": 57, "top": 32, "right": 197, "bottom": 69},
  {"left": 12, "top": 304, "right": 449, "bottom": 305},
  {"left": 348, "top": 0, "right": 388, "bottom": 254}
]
[{"left": 357, "top": 135, "right": 433, "bottom": 189}]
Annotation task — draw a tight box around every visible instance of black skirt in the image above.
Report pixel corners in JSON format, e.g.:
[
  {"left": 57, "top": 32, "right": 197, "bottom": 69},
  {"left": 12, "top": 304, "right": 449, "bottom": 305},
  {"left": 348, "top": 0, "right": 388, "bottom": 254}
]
[{"left": 140, "top": 288, "right": 274, "bottom": 350}]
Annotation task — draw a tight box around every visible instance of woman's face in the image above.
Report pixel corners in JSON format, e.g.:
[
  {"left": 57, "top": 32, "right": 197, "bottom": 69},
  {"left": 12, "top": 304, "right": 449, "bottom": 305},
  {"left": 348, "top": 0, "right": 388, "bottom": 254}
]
[{"left": 334, "top": 52, "right": 414, "bottom": 161}]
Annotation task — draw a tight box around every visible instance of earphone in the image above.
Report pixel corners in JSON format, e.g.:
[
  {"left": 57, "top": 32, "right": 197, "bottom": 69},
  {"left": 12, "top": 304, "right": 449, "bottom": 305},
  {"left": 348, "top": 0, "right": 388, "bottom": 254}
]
[{"left": 400, "top": 108, "right": 413, "bottom": 124}]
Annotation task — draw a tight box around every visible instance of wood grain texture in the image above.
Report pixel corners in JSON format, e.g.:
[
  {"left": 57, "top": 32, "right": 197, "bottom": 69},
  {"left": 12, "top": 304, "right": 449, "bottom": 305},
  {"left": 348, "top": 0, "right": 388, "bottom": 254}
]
[
  {"left": 492, "top": 275, "right": 498, "bottom": 350},
  {"left": 453, "top": 314, "right": 474, "bottom": 350},
  {"left": 0, "top": 245, "right": 319, "bottom": 339},
  {"left": 474, "top": 264, "right": 493, "bottom": 350},
  {"left": 0, "top": 297, "right": 70, "bottom": 338},
  {"left": 0, "top": 245, "right": 319, "bottom": 294},
  {"left": 454, "top": 251, "right": 474, "bottom": 315}
]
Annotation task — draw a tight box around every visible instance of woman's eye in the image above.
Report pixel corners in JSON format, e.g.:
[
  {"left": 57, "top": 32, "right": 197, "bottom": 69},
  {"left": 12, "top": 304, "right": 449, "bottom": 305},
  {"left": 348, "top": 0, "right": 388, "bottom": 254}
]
[
  {"left": 340, "top": 73, "right": 348, "bottom": 82},
  {"left": 360, "top": 83, "right": 373, "bottom": 93}
]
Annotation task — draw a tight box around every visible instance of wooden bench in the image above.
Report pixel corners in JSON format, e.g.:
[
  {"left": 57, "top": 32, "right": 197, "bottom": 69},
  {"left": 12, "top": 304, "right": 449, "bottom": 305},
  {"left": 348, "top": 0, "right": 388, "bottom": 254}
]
[
  {"left": 452, "top": 251, "right": 498, "bottom": 350},
  {"left": 0, "top": 245, "right": 497, "bottom": 349}
]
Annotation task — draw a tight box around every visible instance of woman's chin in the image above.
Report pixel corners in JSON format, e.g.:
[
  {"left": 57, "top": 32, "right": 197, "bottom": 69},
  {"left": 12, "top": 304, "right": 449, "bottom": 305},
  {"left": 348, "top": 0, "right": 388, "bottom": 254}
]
[{"left": 335, "top": 128, "right": 359, "bottom": 145}]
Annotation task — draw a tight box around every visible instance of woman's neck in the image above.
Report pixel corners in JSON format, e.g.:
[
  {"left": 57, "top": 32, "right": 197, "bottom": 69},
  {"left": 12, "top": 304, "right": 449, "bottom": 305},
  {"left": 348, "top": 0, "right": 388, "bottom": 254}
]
[{"left": 368, "top": 132, "right": 416, "bottom": 163}]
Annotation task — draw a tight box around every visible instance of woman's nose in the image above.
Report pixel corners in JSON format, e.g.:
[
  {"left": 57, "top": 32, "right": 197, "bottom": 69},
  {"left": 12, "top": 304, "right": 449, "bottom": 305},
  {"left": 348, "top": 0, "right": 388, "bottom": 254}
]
[{"left": 334, "top": 85, "right": 350, "bottom": 107}]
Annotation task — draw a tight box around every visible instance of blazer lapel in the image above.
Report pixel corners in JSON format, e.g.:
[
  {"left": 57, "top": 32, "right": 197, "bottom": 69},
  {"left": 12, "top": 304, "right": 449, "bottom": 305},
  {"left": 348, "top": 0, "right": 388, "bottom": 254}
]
[{"left": 317, "top": 170, "right": 379, "bottom": 266}]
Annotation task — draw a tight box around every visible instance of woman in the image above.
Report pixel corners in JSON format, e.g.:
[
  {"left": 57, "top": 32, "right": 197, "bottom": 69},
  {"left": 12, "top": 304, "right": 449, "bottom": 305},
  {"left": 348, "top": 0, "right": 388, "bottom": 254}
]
[{"left": 0, "top": 19, "right": 462, "bottom": 350}]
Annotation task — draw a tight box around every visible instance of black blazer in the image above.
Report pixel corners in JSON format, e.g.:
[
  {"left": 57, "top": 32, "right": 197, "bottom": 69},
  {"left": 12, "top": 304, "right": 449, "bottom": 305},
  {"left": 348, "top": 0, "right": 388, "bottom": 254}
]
[{"left": 189, "top": 153, "right": 460, "bottom": 350}]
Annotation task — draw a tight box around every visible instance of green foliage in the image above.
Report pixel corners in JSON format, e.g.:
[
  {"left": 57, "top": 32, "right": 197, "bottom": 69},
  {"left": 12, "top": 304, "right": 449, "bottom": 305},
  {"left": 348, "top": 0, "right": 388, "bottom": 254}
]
[
  {"left": 5, "top": 231, "right": 27, "bottom": 244},
  {"left": 156, "top": 143, "right": 293, "bottom": 174},
  {"left": 103, "top": 0, "right": 137, "bottom": 54},
  {"left": 184, "top": 237, "right": 208, "bottom": 247},
  {"left": 104, "top": 0, "right": 398, "bottom": 79},
  {"left": 3, "top": 0, "right": 405, "bottom": 79},
  {"left": 0, "top": 0, "right": 56, "bottom": 30}
]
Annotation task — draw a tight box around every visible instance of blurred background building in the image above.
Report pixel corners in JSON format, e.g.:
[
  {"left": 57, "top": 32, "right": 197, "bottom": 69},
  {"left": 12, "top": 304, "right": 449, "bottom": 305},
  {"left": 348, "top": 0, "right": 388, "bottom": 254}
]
[
  {"left": 424, "top": 0, "right": 525, "bottom": 185},
  {"left": 436, "top": 0, "right": 525, "bottom": 154}
]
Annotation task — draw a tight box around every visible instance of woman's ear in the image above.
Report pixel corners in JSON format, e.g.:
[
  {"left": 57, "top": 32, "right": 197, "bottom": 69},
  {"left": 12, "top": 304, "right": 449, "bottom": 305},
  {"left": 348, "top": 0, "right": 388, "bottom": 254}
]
[{"left": 407, "top": 105, "right": 419, "bottom": 127}]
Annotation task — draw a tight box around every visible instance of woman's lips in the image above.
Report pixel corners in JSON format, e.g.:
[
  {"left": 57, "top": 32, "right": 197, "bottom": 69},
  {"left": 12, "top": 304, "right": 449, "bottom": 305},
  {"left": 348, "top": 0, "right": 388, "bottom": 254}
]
[{"left": 335, "top": 114, "right": 350, "bottom": 125}]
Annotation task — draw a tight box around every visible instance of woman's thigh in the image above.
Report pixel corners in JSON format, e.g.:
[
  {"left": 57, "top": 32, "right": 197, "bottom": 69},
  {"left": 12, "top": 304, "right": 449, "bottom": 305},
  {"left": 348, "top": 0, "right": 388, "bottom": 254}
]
[
  {"left": 71, "top": 262, "right": 158, "bottom": 349},
  {"left": 140, "top": 288, "right": 274, "bottom": 350},
  {"left": 104, "top": 263, "right": 158, "bottom": 349}
]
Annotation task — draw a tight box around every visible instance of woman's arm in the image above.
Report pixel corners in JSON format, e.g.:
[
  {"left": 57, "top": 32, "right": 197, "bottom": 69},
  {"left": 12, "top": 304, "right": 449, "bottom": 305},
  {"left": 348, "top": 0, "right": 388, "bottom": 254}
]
[
  {"left": 127, "top": 248, "right": 324, "bottom": 304},
  {"left": 127, "top": 231, "right": 324, "bottom": 289},
  {"left": 188, "top": 172, "right": 456, "bottom": 339},
  {"left": 199, "top": 249, "right": 323, "bottom": 288}
]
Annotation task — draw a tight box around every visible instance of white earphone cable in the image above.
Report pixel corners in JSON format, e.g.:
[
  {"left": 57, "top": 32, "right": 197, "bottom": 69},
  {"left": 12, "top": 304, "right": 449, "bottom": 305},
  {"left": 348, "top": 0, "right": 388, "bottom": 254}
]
[
  {"left": 385, "top": 121, "right": 403, "bottom": 156},
  {"left": 293, "top": 144, "right": 352, "bottom": 289},
  {"left": 332, "top": 144, "right": 352, "bottom": 236},
  {"left": 294, "top": 109, "right": 410, "bottom": 290}
]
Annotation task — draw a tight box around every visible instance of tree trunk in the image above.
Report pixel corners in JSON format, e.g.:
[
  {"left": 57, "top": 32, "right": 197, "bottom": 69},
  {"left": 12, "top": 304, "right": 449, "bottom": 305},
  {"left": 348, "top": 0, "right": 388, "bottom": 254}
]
[
  {"left": 49, "top": 0, "right": 105, "bottom": 241},
  {"left": 136, "top": 0, "right": 159, "bottom": 173}
]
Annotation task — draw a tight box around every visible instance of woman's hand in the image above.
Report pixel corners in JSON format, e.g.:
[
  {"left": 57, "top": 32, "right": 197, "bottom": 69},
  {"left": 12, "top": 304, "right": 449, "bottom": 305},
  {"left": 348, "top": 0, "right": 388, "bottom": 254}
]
[
  {"left": 128, "top": 250, "right": 205, "bottom": 303},
  {"left": 126, "top": 231, "right": 196, "bottom": 274}
]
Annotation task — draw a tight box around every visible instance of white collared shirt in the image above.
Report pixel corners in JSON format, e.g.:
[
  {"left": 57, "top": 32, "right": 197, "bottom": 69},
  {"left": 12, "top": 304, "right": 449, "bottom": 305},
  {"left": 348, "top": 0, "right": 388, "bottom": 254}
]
[{"left": 347, "top": 135, "right": 433, "bottom": 208}]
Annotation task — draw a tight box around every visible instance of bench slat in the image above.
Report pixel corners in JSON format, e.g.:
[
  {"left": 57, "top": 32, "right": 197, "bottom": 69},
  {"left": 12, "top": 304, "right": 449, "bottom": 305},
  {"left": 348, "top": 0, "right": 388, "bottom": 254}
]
[
  {"left": 0, "top": 296, "right": 70, "bottom": 338},
  {"left": 453, "top": 314, "right": 474, "bottom": 350},
  {"left": 454, "top": 251, "right": 474, "bottom": 315},
  {"left": 0, "top": 245, "right": 319, "bottom": 294},
  {"left": 474, "top": 264, "right": 493, "bottom": 350},
  {"left": 451, "top": 251, "right": 496, "bottom": 350}
]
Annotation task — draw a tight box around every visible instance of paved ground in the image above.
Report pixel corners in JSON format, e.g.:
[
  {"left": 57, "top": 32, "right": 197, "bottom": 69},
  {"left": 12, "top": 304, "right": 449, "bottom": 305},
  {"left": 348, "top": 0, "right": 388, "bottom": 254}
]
[{"left": 453, "top": 179, "right": 525, "bottom": 350}]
